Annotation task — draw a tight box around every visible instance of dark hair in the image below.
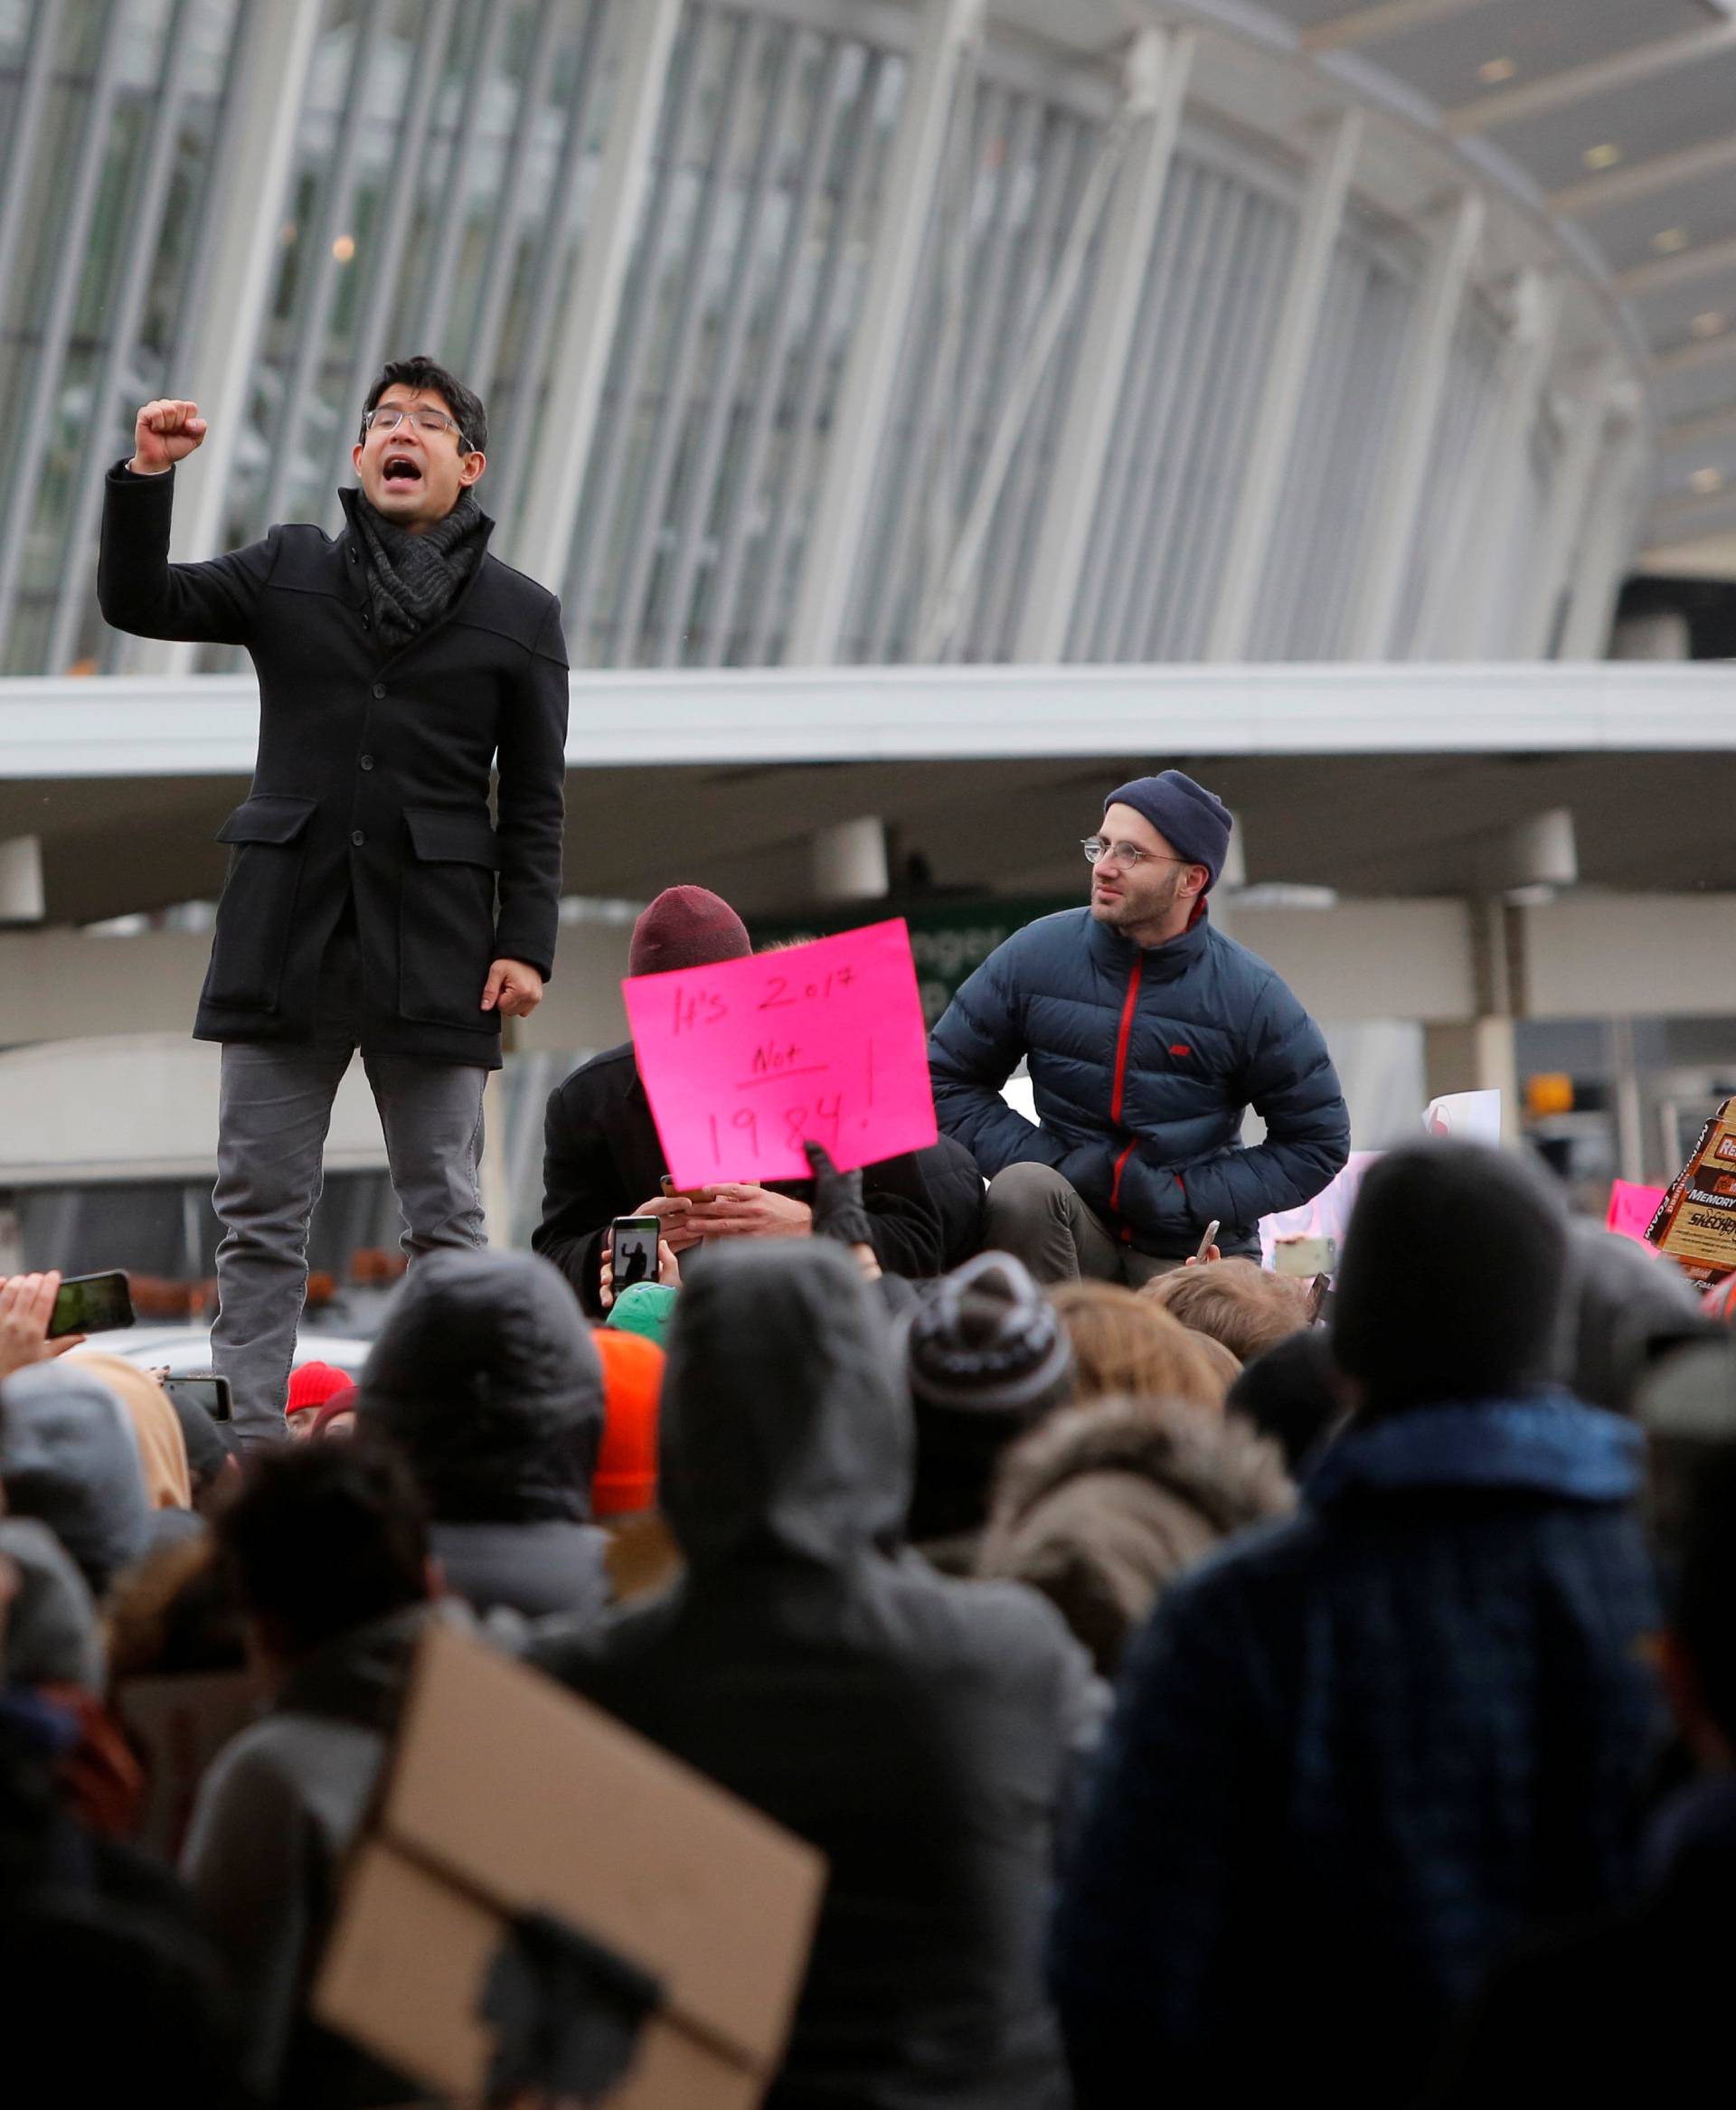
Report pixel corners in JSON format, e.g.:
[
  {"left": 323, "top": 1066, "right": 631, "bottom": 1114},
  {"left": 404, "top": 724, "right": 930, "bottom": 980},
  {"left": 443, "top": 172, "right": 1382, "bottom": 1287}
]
[
  {"left": 215, "top": 1439, "right": 429, "bottom": 1658},
  {"left": 360, "top": 353, "right": 487, "bottom": 455},
  {"left": 1227, "top": 1328, "right": 1344, "bottom": 1474}
]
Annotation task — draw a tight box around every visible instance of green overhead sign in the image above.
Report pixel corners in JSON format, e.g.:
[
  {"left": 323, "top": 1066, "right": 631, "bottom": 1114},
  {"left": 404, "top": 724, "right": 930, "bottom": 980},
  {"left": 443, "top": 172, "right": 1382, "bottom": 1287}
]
[{"left": 750, "top": 897, "right": 1076, "bottom": 1027}]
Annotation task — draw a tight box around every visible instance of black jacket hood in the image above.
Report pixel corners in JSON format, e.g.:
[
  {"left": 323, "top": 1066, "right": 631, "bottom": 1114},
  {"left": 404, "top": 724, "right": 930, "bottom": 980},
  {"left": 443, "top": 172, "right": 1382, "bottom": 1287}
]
[
  {"left": 659, "top": 1241, "right": 911, "bottom": 1568},
  {"left": 357, "top": 1249, "right": 603, "bottom": 1524}
]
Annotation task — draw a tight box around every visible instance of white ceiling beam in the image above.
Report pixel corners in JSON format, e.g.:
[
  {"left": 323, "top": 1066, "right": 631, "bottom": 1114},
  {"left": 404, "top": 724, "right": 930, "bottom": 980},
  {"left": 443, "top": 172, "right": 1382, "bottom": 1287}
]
[
  {"left": 1547, "top": 133, "right": 1736, "bottom": 221},
  {"left": 1615, "top": 233, "right": 1736, "bottom": 300},
  {"left": 1654, "top": 329, "right": 1736, "bottom": 379},
  {"left": 1344, "top": 193, "right": 1486, "bottom": 658},
  {"left": 786, "top": 0, "right": 986, "bottom": 666},
  {"left": 1446, "top": 23, "right": 1736, "bottom": 135},
  {"left": 510, "top": 0, "right": 683, "bottom": 586},
  {"left": 1300, "top": 0, "right": 1507, "bottom": 55},
  {"left": 1659, "top": 401, "right": 1736, "bottom": 453},
  {"left": 1014, "top": 27, "right": 1195, "bottom": 663},
  {"left": 1204, "top": 109, "right": 1363, "bottom": 662},
  {"left": 1561, "top": 431, "right": 1648, "bottom": 661}
]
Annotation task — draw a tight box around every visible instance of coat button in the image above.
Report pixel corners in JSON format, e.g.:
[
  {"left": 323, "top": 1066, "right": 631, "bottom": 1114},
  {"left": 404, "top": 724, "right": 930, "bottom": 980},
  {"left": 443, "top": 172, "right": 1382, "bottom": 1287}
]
[
  {"left": 358, "top": 754, "right": 374, "bottom": 771},
  {"left": 351, "top": 830, "right": 365, "bottom": 847},
  {"left": 372, "top": 682, "right": 384, "bottom": 698},
  {"left": 361, "top": 613, "right": 371, "bottom": 630}
]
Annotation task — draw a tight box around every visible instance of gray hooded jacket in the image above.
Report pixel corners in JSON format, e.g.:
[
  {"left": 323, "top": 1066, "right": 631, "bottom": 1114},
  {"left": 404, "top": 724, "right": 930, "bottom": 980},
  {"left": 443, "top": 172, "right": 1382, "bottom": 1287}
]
[
  {"left": 533, "top": 1240, "right": 1096, "bottom": 2110},
  {"left": 0, "top": 1365, "right": 150, "bottom": 1593},
  {"left": 358, "top": 1248, "right": 610, "bottom": 1620},
  {"left": 182, "top": 1599, "right": 463, "bottom": 2105}
]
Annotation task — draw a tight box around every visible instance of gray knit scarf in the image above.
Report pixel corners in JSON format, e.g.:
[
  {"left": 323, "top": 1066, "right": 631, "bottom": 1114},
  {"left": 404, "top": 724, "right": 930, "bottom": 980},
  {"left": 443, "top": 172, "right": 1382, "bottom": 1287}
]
[{"left": 352, "top": 489, "right": 487, "bottom": 652}]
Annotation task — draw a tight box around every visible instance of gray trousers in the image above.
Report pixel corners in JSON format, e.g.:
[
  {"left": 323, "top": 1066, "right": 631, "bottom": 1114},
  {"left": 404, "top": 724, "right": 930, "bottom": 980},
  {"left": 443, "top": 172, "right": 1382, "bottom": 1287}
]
[
  {"left": 983, "top": 1161, "right": 1182, "bottom": 1289},
  {"left": 211, "top": 928, "right": 487, "bottom": 1446}
]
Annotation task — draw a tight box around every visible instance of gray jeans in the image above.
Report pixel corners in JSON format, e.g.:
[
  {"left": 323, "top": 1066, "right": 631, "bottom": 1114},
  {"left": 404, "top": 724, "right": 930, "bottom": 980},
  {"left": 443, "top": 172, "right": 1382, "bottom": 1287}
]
[
  {"left": 211, "top": 927, "right": 486, "bottom": 1446},
  {"left": 983, "top": 1161, "right": 1183, "bottom": 1288}
]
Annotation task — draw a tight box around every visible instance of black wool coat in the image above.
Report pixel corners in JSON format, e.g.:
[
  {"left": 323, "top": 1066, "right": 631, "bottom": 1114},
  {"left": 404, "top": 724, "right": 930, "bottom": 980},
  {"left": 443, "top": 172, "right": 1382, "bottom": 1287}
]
[
  {"left": 532, "top": 1041, "right": 974, "bottom": 1317},
  {"left": 98, "top": 466, "right": 569, "bottom": 1067}
]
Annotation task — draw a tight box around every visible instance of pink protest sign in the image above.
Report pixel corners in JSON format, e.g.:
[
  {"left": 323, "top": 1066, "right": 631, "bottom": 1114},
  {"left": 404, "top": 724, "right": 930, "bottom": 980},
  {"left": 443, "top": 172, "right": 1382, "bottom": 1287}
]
[
  {"left": 1606, "top": 1178, "right": 1667, "bottom": 1247},
  {"left": 622, "top": 919, "right": 939, "bottom": 1187}
]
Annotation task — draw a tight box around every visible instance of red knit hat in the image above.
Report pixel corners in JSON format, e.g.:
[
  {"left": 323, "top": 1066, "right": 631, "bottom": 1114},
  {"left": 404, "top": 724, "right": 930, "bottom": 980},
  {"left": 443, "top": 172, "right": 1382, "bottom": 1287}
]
[
  {"left": 628, "top": 886, "right": 751, "bottom": 978},
  {"left": 590, "top": 1328, "right": 663, "bottom": 1518},
  {"left": 286, "top": 1360, "right": 354, "bottom": 1419}
]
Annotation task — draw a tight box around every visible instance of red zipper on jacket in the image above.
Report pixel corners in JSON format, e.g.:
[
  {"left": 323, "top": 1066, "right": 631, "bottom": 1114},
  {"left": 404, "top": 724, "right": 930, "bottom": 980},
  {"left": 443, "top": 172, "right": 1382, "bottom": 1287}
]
[{"left": 1107, "top": 954, "right": 1144, "bottom": 1215}]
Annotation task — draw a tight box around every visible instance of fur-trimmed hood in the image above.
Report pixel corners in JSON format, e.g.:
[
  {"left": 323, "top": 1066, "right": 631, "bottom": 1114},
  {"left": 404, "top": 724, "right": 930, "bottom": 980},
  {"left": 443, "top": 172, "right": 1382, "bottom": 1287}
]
[{"left": 976, "top": 1394, "right": 1293, "bottom": 1672}]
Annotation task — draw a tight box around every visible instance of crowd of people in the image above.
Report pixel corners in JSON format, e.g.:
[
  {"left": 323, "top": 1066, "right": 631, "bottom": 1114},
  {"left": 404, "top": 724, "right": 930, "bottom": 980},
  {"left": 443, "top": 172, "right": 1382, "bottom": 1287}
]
[
  {"left": 2, "top": 1120, "right": 1733, "bottom": 2106},
  {"left": 13, "top": 363, "right": 1721, "bottom": 2101}
]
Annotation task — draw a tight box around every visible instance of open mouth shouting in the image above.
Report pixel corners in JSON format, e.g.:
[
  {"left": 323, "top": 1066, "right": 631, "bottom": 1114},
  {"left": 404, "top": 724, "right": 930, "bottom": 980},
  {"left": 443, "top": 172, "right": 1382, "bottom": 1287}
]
[{"left": 382, "top": 454, "right": 423, "bottom": 487}]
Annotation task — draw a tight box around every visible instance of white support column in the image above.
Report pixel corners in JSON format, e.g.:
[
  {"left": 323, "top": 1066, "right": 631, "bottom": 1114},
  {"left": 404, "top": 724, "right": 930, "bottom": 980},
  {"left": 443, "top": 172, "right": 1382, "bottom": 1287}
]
[
  {"left": 784, "top": 0, "right": 986, "bottom": 668},
  {"left": 509, "top": 0, "right": 684, "bottom": 585},
  {"left": 1424, "top": 270, "right": 1562, "bottom": 659},
  {"left": 1512, "top": 383, "right": 1614, "bottom": 661},
  {"left": 1560, "top": 425, "right": 1648, "bottom": 661},
  {"left": 1343, "top": 191, "right": 1483, "bottom": 659},
  {"left": 150, "top": 0, "right": 322, "bottom": 675},
  {"left": 1012, "top": 28, "right": 1194, "bottom": 664},
  {"left": 1203, "top": 109, "right": 1362, "bottom": 663}
]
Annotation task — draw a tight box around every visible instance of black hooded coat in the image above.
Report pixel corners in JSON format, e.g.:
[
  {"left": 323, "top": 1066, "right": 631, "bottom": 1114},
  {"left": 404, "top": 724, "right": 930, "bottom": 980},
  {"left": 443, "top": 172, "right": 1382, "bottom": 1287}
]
[
  {"left": 532, "top": 1241, "right": 1096, "bottom": 2110},
  {"left": 357, "top": 1249, "right": 609, "bottom": 1620}
]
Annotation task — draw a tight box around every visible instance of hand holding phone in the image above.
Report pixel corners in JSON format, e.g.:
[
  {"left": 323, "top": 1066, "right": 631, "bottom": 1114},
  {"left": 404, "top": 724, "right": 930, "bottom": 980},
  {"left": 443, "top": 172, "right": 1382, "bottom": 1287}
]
[
  {"left": 0, "top": 1272, "right": 90, "bottom": 1382},
  {"left": 600, "top": 1220, "right": 681, "bottom": 1312},
  {"left": 161, "top": 1372, "right": 234, "bottom": 1424},
  {"left": 1184, "top": 1220, "right": 1222, "bottom": 1267},
  {"left": 48, "top": 1270, "right": 135, "bottom": 1339}
]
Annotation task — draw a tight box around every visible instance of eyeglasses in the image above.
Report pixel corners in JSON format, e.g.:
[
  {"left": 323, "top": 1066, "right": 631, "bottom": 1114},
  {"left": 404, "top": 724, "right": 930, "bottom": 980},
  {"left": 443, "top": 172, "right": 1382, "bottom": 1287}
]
[
  {"left": 362, "top": 404, "right": 469, "bottom": 447},
  {"left": 1080, "top": 836, "right": 1188, "bottom": 871}
]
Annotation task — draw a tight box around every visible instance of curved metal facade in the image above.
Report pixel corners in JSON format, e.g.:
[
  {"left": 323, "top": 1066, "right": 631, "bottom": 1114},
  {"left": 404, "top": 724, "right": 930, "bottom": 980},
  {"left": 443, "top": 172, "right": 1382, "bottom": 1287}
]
[{"left": 0, "top": 0, "right": 1649, "bottom": 679}]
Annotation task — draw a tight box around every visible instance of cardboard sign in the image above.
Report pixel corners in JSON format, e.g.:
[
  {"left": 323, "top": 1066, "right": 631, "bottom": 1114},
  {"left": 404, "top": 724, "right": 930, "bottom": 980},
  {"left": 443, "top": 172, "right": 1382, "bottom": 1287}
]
[
  {"left": 1423, "top": 1089, "right": 1503, "bottom": 1144},
  {"left": 116, "top": 1671, "right": 262, "bottom": 1864},
  {"left": 1606, "top": 1178, "right": 1667, "bottom": 1248},
  {"left": 623, "top": 920, "right": 938, "bottom": 1187},
  {"left": 315, "top": 1623, "right": 826, "bottom": 2108},
  {"left": 1647, "top": 1097, "right": 1736, "bottom": 1288}
]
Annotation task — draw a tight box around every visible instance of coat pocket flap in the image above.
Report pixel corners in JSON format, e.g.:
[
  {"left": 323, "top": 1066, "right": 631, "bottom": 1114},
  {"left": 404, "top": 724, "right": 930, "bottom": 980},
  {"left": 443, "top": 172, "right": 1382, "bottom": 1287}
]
[
  {"left": 215, "top": 795, "right": 318, "bottom": 846},
  {"left": 404, "top": 806, "right": 502, "bottom": 870}
]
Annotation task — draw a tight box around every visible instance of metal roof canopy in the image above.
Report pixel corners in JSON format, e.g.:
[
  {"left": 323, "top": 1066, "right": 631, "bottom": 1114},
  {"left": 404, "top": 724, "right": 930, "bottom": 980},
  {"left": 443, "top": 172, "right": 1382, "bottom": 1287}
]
[
  {"left": 1, "top": 664, "right": 1732, "bottom": 779},
  {"left": 2, "top": 666, "right": 1734, "bottom": 920}
]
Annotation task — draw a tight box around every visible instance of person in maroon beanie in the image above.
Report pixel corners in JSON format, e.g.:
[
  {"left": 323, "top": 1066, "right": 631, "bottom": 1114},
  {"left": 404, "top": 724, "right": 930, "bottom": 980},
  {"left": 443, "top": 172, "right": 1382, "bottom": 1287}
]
[{"left": 533, "top": 886, "right": 980, "bottom": 1316}]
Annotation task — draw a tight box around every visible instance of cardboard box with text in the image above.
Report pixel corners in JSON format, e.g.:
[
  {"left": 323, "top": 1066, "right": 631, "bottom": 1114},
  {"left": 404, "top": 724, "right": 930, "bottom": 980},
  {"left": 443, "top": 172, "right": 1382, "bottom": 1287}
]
[{"left": 314, "top": 1623, "right": 826, "bottom": 2108}]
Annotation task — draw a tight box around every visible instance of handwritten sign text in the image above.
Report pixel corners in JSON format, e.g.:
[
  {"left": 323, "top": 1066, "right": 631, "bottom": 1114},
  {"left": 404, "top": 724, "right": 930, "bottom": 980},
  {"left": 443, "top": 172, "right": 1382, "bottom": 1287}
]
[{"left": 623, "top": 920, "right": 939, "bottom": 1186}]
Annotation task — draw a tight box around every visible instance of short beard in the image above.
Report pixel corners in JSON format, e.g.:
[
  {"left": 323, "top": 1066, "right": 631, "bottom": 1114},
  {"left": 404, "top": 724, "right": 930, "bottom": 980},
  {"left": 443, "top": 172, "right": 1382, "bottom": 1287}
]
[{"left": 1092, "top": 867, "right": 1185, "bottom": 931}]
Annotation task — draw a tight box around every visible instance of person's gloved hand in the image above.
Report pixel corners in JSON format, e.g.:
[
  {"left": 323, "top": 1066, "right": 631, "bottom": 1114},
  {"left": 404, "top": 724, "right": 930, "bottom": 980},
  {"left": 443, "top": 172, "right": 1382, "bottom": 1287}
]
[{"left": 802, "top": 1142, "right": 876, "bottom": 1248}]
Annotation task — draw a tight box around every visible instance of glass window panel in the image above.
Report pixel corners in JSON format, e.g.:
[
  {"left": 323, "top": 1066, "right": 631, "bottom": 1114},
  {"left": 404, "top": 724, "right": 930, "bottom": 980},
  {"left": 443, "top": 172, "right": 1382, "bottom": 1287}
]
[
  {"left": 838, "top": 71, "right": 1110, "bottom": 666},
  {"left": 1250, "top": 216, "right": 1419, "bottom": 660},
  {"left": 557, "top": 2, "right": 909, "bottom": 670}
]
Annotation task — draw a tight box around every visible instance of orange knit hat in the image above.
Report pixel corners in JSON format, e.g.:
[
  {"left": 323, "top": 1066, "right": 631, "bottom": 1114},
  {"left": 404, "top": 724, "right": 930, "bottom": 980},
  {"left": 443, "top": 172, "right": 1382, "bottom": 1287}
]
[{"left": 590, "top": 1327, "right": 663, "bottom": 1518}]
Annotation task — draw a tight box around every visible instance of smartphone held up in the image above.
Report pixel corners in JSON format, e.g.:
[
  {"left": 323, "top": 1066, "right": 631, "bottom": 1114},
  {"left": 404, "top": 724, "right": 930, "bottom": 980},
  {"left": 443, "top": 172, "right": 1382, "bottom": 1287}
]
[
  {"left": 609, "top": 1217, "right": 662, "bottom": 1293},
  {"left": 47, "top": 1269, "right": 136, "bottom": 1339}
]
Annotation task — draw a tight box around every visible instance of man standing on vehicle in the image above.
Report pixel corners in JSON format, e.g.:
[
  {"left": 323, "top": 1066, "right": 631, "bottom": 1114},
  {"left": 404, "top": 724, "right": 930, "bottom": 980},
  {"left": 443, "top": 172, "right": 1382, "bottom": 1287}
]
[
  {"left": 98, "top": 356, "right": 569, "bottom": 1446},
  {"left": 929, "top": 771, "right": 1348, "bottom": 1283}
]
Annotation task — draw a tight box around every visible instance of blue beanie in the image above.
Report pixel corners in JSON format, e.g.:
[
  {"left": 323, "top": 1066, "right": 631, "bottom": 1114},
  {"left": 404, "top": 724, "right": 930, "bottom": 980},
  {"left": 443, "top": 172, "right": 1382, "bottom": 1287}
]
[{"left": 1104, "top": 771, "right": 1232, "bottom": 892}]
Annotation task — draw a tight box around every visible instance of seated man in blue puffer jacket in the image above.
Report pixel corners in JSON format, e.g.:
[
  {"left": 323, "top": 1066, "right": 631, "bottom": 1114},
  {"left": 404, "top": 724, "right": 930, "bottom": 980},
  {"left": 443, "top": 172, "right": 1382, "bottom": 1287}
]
[{"left": 929, "top": 769, "right": 1349, "bottom": 1282}]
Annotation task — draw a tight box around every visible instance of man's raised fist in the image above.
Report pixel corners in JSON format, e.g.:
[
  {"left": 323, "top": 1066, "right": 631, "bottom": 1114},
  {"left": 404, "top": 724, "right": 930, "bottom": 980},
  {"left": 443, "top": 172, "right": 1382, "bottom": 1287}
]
[{"left": 130, "top": 399, "right": 208, "bottom": 476}]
